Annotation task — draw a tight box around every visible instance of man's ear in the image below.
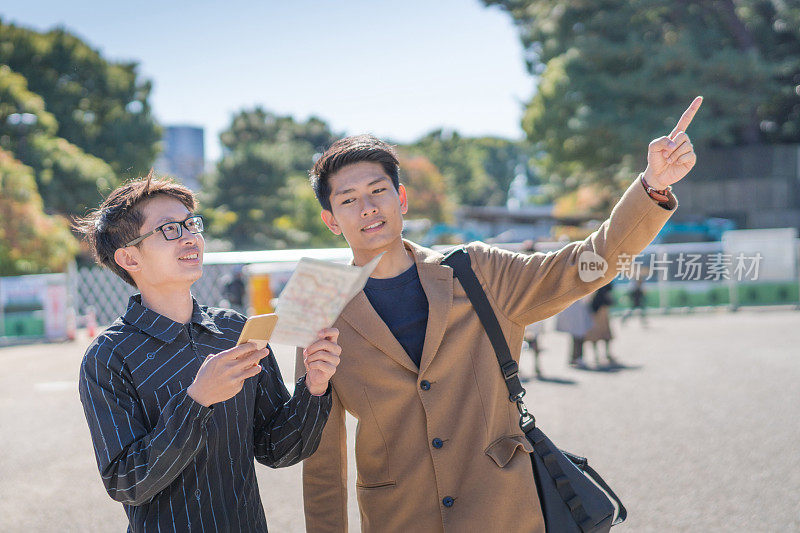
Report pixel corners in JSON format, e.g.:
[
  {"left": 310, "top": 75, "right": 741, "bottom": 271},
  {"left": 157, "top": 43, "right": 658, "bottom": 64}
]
[
  {"left": 113, "top": 247, "right": 143, "bottom": 275},
  {"left": 398, "top": 183, "right": 409, "bottom": 215},
  {"left": 320, "top": 210, "right": 342, "bottom": 235}
]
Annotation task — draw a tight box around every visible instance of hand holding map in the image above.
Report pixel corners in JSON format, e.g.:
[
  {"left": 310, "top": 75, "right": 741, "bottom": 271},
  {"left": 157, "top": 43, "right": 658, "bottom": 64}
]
[{"left": 269, "top": 253, "right": 384, "bottom": 347}]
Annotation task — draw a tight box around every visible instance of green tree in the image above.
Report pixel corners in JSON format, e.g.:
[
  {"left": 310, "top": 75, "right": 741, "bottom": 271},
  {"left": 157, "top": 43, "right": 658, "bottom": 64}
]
[
  {"left": 273, "top": 175, "right": 344, "bottom": 248},
  {"left": 0, "top": 148, "right": 78, "bottom": 275},
  {"left": 0, "top": 20, "right": 160, "bottom": 178},
  {"left": 205, "top": 108, "right": 339, "bottom": 249},
  {"left": 483, "top": 0, "right": 800, "bottom": 187},
  {"left": 409, "top": 129, "right": 538, "bottom": 206},
  {"left": 0, "top": 65, "right": 116, "bottom": 215}
]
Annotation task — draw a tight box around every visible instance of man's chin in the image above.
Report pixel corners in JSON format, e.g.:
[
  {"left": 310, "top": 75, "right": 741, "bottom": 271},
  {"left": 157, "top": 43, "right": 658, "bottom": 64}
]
[
  {"left": 347, "top": 233, "right": 399, "bottom": 253},
  {"left": 176, "top": 266, "right": 204, "bottom": 286}
]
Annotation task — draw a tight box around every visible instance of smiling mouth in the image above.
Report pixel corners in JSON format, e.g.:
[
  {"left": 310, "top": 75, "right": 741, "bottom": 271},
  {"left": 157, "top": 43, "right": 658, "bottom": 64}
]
[
  {"left": 362, "top": 221, "right": 385, "bottom": 232},
  {"left": 179, "top": 252, "right": 200, "bottom": 261}
]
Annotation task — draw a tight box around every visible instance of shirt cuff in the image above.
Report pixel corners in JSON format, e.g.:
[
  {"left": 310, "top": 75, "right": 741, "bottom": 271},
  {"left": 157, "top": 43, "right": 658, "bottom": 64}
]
[
  {"left": 180, "top": 388, "right": 215, "bottom": 420},
  {"left": 297, "top": 375, "right": 332, "bottom": 398}
]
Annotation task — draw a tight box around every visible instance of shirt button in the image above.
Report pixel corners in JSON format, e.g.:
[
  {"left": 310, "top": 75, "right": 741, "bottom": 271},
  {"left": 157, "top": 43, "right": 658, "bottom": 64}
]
[
  {"left": 146, "top": 352, "right": 155, "bottom": 360},
  {"left": 420, "top": 380, "right": 431, "bottom": 391},
  {"left": 432, "top": 438, "right": 443, "bottom": 449},
  {"left": 443, "top": 496, "right": 454, "bottom": 508}
]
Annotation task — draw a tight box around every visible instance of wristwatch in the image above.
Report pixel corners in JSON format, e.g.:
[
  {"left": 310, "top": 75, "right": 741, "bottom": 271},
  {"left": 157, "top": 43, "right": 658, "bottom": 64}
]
[{"left": 640, "top": 173, "right": 671, "bottom": 203}]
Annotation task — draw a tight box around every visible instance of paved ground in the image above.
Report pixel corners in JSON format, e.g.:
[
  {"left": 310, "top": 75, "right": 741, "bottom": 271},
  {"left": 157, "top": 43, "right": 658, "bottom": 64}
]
[{"left": 1, "top": 308, "right": 798, "bottom": 532}]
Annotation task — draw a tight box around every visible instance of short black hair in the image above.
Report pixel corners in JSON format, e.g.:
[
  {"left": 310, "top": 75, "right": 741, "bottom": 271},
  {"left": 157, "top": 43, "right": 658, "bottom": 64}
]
[
  {"left": 73, "top": 172, "right": 197, "bottom": 287},
  {"left": 309, "top": 134, "right": 400, "bottom": 211}
]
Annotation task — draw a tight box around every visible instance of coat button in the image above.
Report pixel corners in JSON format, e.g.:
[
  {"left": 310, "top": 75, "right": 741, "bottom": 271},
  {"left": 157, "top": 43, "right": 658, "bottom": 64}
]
[
  {"left": 432, "top": 438, "right": 443, "bottom": 449},
  {"left": 443, "top": 496, "right": 454, "bottom": 508},
  {"left": 195, "top": 489, "right": 201, "bottom": 499},
  {"left": 420, "top": 380, "right": 431, "bottom": 390}
]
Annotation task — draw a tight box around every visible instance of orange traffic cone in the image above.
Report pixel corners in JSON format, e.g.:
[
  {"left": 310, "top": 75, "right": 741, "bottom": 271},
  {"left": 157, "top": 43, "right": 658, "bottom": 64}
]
[
  {"left": 87, "top": 307, "right": 97, "bottom": 338},
  {"left": 66, "top": 307, "right": 77, "bottom": 341}
]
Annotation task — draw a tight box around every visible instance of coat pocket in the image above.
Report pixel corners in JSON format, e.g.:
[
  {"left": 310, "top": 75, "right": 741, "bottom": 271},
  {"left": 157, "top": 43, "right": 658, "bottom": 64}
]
[
  {"left": 355, "top": 480, "right": 396, "bottom": 490},
  {"left": 354, "top": 387, "right": 395, "bottom": 487},
  {"left": 485, "top": 434, "right": 534, "bottom": 467}
]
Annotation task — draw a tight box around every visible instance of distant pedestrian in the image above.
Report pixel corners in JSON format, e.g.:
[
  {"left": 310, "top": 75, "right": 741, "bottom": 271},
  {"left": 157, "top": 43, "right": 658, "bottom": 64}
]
[
  {"left": 222, "top": 265, "right": 246, "bottom": 313},
  {"left": 555, "top": 296, "right": 593, "bottom": 368},
  {"left": 585, "top": 282, "right": 618, "bottom": 366},
  {"left": 523, "top": 320, "right": 544, "bottom": 377},
  {"left": 622, "top": 277, "right": 647, "bottom": 326}
]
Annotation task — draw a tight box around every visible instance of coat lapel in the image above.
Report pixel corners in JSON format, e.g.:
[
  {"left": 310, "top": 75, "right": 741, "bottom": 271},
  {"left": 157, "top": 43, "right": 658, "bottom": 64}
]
[
  {"left": 417, "top": 260, "right": 453, "bottom": 375},
  {"left": 340, "top": 291, "right": 419, "bottom": 374}
]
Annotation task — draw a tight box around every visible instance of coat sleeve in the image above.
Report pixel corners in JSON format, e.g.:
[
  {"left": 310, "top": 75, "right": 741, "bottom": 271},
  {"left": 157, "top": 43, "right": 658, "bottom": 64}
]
[
  {"left": 468, "top": 177, "right": 677, "bottom": 326},
  {"left": 296, "top": 347, "right": 349, "bottom": 533},
  {"left": 78, "top": 337, "right": 213, "bottom": 506},
  {"left": 253, "top": 347, "right": 332, "bottom": 468}
]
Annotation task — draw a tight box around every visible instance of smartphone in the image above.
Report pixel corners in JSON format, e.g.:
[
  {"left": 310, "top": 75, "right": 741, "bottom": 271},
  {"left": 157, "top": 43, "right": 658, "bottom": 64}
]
[{"left": 236, "top": 313, "right": 278, "bottom": 350}]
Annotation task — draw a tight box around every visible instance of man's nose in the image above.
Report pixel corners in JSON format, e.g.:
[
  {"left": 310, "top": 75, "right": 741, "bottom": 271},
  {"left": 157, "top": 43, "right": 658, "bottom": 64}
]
[
  {"left": 180, "top": 227, "right": 198, "bottom": 245},
  {"left": 361, "top": 199, "right": 378, "bottom": 217}
]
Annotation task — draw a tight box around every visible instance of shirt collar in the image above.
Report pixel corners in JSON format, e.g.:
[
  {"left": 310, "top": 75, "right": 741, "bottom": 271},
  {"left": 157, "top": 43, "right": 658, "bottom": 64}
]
[
  {"left": 191, "top": 302, "right": 222, "bottom": 335},
  {"left": 123, "top": 295, "right": 221, "bottom": 342}
]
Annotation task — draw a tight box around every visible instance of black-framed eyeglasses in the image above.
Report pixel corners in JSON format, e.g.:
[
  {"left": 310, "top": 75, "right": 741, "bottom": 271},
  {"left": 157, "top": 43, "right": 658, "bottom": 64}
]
[{"left": 124, "top": 215, "right": 204, "bottom": 247}]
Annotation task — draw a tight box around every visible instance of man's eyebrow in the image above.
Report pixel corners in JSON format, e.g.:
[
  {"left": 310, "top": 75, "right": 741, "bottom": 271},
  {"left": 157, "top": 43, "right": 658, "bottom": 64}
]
[
  {"left": 332, "top": 177, "right": 390, "bottom": 197},
  {"left": 155, "top": 213, "right": 191, "bottom": 225}
]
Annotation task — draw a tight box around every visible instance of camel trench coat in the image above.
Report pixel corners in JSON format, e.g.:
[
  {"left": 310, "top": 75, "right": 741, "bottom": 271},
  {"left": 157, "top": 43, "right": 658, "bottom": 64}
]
[{"left": 297, "top": 179, "right": 676, "bottom": 532}]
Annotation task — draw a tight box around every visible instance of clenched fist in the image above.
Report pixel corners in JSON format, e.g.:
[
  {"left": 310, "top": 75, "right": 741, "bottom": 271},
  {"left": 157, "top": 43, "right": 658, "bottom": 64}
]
[{"left": 302, "top": 328, "right": 341, "bottom": 396}]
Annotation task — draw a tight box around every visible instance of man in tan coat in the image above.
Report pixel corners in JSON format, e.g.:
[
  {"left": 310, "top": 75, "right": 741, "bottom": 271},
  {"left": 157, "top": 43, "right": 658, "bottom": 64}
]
[{"left": 297, "top": 98, "right": 702, "bottom": 532}]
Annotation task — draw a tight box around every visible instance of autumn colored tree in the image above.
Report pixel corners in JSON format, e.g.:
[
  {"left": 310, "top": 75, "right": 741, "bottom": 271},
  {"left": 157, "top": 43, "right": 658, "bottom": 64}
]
[
  {"left": 397, "top": 153, "right": 455, "bottom": 223},
  {"left": 0, "top": 149, "right": 78, "bottom": 275}
]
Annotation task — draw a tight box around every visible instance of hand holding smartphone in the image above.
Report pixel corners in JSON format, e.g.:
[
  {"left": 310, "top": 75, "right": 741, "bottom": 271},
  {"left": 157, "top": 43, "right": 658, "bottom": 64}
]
[{"left": 236, "top": 313, "right": 278, "bottom": 351}]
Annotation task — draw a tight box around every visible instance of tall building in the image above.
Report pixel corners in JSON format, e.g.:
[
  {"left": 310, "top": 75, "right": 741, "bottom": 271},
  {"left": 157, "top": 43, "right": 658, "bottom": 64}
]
[{"left": 154, "top": 125, "right": 205, "bottom": 191}]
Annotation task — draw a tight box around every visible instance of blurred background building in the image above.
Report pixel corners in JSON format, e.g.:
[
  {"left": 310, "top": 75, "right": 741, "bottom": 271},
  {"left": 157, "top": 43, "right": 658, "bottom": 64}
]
[
  {"left": 673, "top": 144, "right": 800, "bottom": 232},
  {"left": 154, "top": 125, "right": 205, "bottom": 191}
]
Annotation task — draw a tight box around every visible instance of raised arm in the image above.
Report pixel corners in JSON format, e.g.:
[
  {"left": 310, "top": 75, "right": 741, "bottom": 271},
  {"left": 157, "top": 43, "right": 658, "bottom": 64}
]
[{"left": 471, "top": 97, "right": 703, "bottom": 326}]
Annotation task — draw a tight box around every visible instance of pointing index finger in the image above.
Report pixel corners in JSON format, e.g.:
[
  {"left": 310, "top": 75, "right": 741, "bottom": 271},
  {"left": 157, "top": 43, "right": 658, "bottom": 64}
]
[{"left": 669, "top": 96, "right": 703, "bottom": 139}]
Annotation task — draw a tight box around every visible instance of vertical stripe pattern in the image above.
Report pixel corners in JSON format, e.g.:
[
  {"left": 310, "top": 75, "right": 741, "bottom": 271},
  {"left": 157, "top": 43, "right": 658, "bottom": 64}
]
[{"left": 79, "top": 295, "right": 332, "bottom": 532}]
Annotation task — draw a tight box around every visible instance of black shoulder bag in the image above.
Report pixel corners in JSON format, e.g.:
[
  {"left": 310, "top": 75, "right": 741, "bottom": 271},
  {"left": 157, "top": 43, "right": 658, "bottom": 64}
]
[{"left": 443, "top": 248, "right": 627, "bottom": 533}]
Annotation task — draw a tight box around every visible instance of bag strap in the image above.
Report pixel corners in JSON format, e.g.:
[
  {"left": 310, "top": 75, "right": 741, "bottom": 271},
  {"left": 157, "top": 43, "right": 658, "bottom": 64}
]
[
  {"left": 443, "top": 247, "right": 627, "bottom": 528},
  {"left": 442, "top": 247, "right": 533, "bottom": 429}
]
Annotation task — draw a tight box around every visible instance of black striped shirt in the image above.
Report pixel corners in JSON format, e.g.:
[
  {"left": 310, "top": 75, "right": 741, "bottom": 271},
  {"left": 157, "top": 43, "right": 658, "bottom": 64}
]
[{"left": 79, "top": 295, "right": 331, "bottom": 532}]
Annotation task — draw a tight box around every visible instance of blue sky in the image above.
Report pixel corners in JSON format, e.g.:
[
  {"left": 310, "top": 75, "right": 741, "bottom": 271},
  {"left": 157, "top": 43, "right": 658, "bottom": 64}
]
[{"left": 3, "top": 0, "right": 534, "bottom": 161}]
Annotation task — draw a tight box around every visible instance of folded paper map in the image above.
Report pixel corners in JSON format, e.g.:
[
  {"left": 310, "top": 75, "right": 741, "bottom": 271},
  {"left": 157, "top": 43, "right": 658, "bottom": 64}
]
[{"left": 270, "top": 252, "right": 384, "bottom": 347}]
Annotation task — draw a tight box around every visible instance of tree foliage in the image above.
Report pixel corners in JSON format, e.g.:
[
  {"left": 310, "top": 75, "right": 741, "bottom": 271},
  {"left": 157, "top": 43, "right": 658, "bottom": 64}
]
[
  {"left": 0, "top": 65, "right": 116, "bottom": 215},
  {"left": 0, "top": 19, "right": 160, "bottom": 178},
  {"left": 408, "top": 129, "right": 538, "bottom": 206},
  {"left": 483, "top": 0, "right": 800, "bottom": 187},
  {"left": 204, "top": 108, "right": 340, "bottom": 249},
  {"left": 0, "top": 148, "right": 78, "bottom": 275},
  {"left": 397, "top": 152, "right": 455, "bottom": 223}
]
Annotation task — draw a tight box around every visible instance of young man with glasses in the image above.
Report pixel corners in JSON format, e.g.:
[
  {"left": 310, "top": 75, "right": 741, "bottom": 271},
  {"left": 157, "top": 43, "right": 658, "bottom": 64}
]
[{"left": 76, "top": 175, "right": 340, "bottom": 532}]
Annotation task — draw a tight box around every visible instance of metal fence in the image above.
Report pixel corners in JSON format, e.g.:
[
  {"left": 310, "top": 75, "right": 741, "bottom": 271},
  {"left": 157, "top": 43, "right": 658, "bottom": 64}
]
[{"left": 75, "top": 264, "right": 240, "bottom": 326}]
